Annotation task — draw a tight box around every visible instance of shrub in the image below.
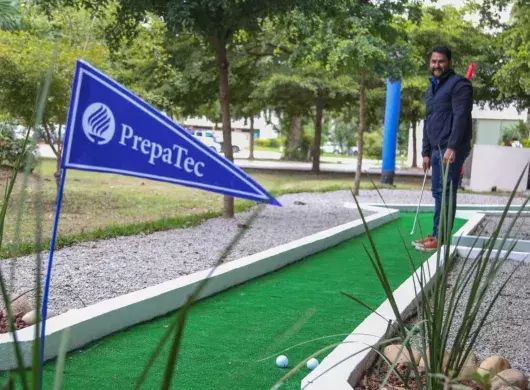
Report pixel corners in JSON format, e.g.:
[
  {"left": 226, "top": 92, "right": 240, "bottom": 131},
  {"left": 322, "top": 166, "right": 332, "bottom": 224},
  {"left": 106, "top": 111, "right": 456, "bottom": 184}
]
[
  {"left": 0, "top": 122, "right": 37, "bottom": 172},
  {"left": 300, "top": 133, "right": 314, "bottom": 160},
  {"left": 364, "top": 131, "right": 383, "bottom": 158},
  {"left": 268, "top": 137, "right": 282, "bottom": 148},
  {"left": 255, "top": 138, "right": 269, "bottom": 147},
  {"left": 255, "top": 137, "right": 283, "bottom": 148}
]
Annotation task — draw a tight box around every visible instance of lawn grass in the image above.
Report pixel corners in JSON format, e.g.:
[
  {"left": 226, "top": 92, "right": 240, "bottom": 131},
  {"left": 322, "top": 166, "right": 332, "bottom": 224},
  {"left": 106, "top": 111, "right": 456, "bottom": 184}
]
[
  {"left": 0, "top": 159, "right": 422, "bottom": 259},
  {"left": 253, "top": 146, "right": 364, "bottom": 160},
  {"left": 36, "top": 212, "right": 466, "bottom": 390},
  {"left": 253, "top": 145, "right": 281, "bottom": 153}
]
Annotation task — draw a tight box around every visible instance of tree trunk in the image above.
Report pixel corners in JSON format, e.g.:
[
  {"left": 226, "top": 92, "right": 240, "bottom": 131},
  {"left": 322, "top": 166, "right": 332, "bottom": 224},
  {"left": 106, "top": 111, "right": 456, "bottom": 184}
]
[
  {"left": 283, "top": 115, "right": 303, "bottom": 160},
  {"left": 55, "top": 124, "right": 63, "bottom": 192},
  {"left": 42, "top": 118, "right": 62, "bottom": 193},
  {"left": 353, "top": 70, "right": 366, "bottom": 196},
  {"left": 211, "top": 31, "right": 234, "bottom": 218},
  {"left": 411, "top": 120, "right": 418, "bottom": 168},
  {"left": 312, "top": 92, "right": 324, "bottom": 173},
  {"left": 249, "top": 116, "right": 255, "bottom": 160}
]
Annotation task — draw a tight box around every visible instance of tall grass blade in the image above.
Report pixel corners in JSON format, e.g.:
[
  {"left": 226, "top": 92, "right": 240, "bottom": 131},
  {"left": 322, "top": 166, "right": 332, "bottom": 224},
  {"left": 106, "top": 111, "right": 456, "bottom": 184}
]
[
  {"left": 32, "top": 39, "right": 59, "bottom": 390},
  {"left": 52, "top": 328, "right": 71, "bottom": 390},
  {"left": 0, "top": 130, "right": 32, "bottom": 390}
]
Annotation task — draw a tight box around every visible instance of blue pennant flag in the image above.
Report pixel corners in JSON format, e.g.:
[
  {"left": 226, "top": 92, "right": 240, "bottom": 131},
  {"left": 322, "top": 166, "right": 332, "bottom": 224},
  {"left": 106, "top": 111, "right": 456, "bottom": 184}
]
[{"left": 61, "top": 60, "right": 280, "bottom": 206}]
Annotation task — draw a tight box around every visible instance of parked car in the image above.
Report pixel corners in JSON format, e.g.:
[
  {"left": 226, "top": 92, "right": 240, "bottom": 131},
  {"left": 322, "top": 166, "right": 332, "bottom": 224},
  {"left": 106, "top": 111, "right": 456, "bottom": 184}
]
[
  {"left": 191, "top": 130, "right": 222, "bottom": 153},
  {"left": 213, "top": 131, "right": 246, "bottom": 153}
]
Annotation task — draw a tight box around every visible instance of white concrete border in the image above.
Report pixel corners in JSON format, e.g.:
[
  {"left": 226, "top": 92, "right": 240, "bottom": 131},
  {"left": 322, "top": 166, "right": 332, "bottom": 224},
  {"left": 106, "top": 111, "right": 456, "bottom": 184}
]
[
  {"left": 301, "top": 204, "right": 530, "bottom": 390},
  {"left": 0, "top": 205, "right": 397, "bottom": 371},
  {"left": 456, "top": 246, "right": 530, "bottom": 262},
  {"left": 363, "top": 203, "right": 530, "bottom": 213},
  {"left": 455, "top": 210, "right": 530, "bottom": 252}
]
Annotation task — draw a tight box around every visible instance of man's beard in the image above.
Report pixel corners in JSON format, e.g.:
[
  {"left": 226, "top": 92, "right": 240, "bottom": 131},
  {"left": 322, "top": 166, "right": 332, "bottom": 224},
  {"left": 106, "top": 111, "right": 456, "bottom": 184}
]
[{"left": 431, "top": 68, "right": 446, "bottom": 78}]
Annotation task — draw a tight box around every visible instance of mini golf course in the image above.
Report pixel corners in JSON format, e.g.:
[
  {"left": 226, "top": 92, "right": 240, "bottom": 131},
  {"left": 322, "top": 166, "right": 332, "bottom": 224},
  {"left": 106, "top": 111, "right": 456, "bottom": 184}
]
[{"left": 37, "top": 212, "right": 466, "bottom": 389}]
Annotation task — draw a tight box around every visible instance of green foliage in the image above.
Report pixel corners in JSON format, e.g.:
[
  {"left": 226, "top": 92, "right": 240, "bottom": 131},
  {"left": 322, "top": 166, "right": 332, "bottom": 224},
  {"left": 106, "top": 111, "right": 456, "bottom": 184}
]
[
  {"left": 255, "top": 138, "right": 283, "bottom": 148},
  {"left": 364, "top": 131, "right": 383, "bottom": 158},
  {"left": 0, "top": 121, "right": 37, "bottom": 171},
  {"left": 300, "top": 132, "right": 314, "bottom": 159},
  {"left": 499, "top": 120, "right": 530, "bottom": 144},
  {"left": 493, "top": 0, "right": 530, "bottom": 110},
  {"left": 328, "top": 118, "right": 356, "bottom": 150},
  {"left": 110, "top": 14, "right": 185, "bottom": 115},
  {"left": 405, "top": 5, "right": 502, "bottom": 106},
  {"left": 471, "top": 371, "right": 493, "bottom": 390},
  {"left": 0, "top": 28, "right": 108, "bottom": 128},
  {"left": 0, "top": 0, "right": 20, "bottom": 30},
  {"left": 400, "top": 76, "right": 428, "bottom": 127}
]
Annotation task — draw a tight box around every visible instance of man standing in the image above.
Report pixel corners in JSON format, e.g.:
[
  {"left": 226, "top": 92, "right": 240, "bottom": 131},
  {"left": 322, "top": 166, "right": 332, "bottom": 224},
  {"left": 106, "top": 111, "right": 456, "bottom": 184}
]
[{"left": 413, "top": 46, "right": 473, "bottom": 252}]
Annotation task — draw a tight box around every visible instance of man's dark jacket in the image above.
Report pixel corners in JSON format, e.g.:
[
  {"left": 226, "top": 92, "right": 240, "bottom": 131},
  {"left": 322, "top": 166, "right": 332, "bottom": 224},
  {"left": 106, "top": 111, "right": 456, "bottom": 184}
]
[{"left": 422, "top": 69, "right": 474, "bottom": 160}]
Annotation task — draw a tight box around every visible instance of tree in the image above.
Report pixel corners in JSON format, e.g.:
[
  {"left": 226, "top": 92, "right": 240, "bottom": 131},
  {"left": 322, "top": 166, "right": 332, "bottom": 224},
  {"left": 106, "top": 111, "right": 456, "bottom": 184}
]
[
  {"left": 328, "top": 3, "right": 420, "bottom": 194},
  {"left": 37, "top": 0, "right": 351, "bottom": 217},
  {"left": 0, "top": 21, "right": 108, "bottom": 190},
  {"left": 493, "top": 0, "right": 530, "bottom": 112},
  {"left": 110, "top": 15, "right": 185, "bottom": 117},
  {"left": 253, "top": 11, "right": 360, "bottom": 171},
  {"left": 400, "top": 76, "right": 427, "bottom": 167},
  {"left": 328, "top": 117, "right": 357, "bottom": 153},
  {"left": 256, "top": 73, "right": 311, "bottom": 160}
]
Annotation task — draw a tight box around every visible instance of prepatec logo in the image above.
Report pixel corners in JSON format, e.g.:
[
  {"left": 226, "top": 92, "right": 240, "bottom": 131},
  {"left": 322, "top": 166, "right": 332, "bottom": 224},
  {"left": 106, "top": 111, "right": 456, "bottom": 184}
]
[{"left": 82, "top": 102, "right": 116, "bottom": 145}]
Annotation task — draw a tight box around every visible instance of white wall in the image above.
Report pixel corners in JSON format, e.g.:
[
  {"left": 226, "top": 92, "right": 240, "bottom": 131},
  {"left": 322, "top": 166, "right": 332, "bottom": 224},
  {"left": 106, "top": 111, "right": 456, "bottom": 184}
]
[
  {"left": 469, "top": 144, "right": 530, "bottom": 192},
  {"left": 472, "top": 105, "right": 528, "bottom": 121}
]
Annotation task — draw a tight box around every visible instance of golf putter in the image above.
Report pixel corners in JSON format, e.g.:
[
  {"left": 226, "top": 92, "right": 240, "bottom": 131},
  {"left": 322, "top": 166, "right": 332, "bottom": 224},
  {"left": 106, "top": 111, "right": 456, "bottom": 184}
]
[{"left": 410, "top": 170, "right": 428, "bottom": 235}]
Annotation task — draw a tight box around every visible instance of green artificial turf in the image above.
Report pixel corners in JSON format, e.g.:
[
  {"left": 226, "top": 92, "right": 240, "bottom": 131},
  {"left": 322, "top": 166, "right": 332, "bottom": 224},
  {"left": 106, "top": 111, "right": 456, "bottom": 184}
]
[{"left": 37, "top": 212, "right": 466, "bottom": 390}]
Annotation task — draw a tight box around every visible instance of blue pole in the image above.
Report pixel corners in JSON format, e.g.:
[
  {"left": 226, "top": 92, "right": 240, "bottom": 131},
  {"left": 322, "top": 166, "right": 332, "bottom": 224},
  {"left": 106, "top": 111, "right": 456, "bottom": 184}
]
[
  {"left": 39, "top": 168, "right": 67, "bottom": 389},
  {"left": 381, "top": 78, "right": 402, "bottom": 185}
]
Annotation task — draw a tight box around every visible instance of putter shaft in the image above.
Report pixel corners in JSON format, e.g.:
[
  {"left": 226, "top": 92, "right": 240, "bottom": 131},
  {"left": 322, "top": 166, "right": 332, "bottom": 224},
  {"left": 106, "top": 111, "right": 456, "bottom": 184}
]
[{"left": 410, "top": 170, "right": 428, "bottom": 235}]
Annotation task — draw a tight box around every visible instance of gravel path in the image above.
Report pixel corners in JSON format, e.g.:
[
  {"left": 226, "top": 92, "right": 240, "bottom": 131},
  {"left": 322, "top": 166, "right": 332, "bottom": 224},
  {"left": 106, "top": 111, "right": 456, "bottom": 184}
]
[
  {"left": 472, "top": 215, "right": 530, "bottom": 240},
  {"left": 445, "top": 258, "right": 530, "bottom": 378},
  {"left": 0, "top": 189, "right": 525, "bottom": 317}
]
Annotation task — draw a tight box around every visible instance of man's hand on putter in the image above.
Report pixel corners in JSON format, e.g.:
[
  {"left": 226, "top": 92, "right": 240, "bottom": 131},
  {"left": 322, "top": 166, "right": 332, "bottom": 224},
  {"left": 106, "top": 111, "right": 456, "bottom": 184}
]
[
  {"left": 422, "top": 156, "right": 431, "bottom": 172},
  {"left": 443, "top": 148, "right": 456, "bottom": 165}
]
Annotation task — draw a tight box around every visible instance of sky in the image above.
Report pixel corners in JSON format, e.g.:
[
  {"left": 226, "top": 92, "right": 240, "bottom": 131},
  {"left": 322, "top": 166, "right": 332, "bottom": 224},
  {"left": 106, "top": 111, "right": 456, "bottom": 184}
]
[{"left": 433, "top": 0, "right": 513, "bottom": 26}]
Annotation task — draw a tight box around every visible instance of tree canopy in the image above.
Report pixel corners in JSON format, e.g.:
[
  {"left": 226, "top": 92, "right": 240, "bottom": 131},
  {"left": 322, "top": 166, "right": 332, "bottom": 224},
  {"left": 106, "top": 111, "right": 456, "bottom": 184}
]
[{"left": 1, "top": 0, "right": 527, "bottom": 216}]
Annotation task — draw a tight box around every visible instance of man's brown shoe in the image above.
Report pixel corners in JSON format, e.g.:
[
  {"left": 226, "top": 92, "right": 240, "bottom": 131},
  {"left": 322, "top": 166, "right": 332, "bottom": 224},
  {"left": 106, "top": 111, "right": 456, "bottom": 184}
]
[
  {"left": 412, "top": 235, "right": 433, "bottom": 249},
  {"left": 417, "top": 237, "right": 438, "bottom": 252}
]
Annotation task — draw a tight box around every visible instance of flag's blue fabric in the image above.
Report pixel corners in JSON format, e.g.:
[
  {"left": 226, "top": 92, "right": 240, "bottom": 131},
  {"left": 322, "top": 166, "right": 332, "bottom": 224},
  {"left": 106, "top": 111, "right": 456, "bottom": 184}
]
[{"left": 61, "top": 60, "right": 280, "bottom": 206}]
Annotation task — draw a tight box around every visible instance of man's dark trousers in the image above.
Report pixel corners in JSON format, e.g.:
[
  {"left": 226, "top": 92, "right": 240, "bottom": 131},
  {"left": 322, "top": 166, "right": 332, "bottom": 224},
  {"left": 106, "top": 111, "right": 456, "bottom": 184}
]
[{"left": 431, "top": 147, "right": 465, "bottom": 240}]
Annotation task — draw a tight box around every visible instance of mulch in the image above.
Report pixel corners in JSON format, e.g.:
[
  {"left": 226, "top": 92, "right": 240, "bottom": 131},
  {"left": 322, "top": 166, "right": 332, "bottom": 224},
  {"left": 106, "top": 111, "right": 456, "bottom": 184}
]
[
  {"left": 355, "top": 362, "right": 482, "bottom": 390},
  {"left": 0, "top": 312, "right": 29, "bottom": 334}
]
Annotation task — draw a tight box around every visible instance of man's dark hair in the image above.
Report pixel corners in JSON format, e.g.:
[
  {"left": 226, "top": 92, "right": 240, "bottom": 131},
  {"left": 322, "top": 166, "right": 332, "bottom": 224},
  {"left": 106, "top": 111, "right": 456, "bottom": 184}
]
[{"left": 429, "top": 46, "right": 452, "bottom": 61}]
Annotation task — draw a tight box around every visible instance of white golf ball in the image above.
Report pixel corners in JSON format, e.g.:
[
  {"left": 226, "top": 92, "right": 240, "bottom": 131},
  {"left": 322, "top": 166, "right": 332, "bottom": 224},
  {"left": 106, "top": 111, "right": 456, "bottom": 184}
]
[
  {"left": 307, "top": 358, "right": 319, "bottom": 370},
  {"left": 276, "top": 355, "right": 288, "bottom": 368}
]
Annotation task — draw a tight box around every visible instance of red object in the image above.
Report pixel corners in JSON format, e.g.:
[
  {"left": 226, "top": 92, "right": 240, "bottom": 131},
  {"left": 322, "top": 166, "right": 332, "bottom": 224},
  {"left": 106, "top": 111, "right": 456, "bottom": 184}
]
[{"left": 466, "top": 63, "right": 476, "bottom": 80}]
